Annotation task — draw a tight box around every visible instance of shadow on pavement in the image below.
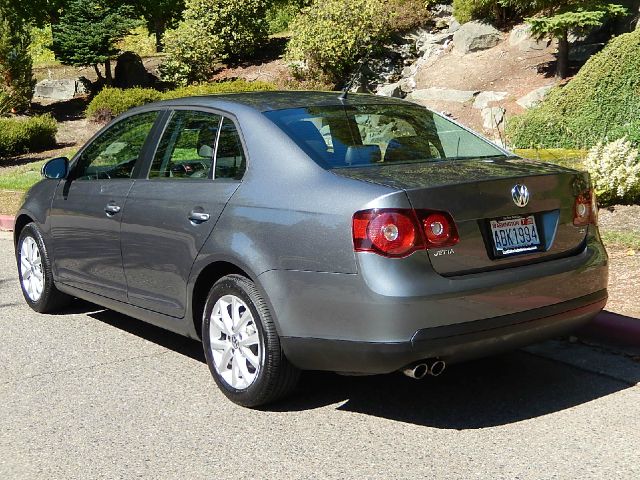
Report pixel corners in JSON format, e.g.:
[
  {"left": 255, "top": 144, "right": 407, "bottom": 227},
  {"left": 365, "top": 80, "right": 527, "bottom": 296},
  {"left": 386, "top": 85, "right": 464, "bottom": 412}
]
[{"left": 78, "top": 303, "right": 636, "bottom": 430}]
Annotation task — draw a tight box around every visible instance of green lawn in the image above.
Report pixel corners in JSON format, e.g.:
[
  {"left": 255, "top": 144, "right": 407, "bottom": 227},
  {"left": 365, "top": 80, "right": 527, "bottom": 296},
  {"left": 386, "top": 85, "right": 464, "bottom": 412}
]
[
  {"left": 514, "top": 148, "right": 587, "bottom": 170},
  {"left": 0, "top": 159, "right": 49, "bottom": 192}
]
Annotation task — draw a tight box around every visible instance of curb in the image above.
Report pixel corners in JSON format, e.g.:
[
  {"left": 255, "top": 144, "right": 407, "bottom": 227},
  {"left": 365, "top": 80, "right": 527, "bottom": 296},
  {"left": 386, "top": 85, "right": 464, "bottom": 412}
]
[
  {"left": 578, "top": 310, "right": 640, "bottom": 348},
  {"left": 0, "top": 215, "right": 14, "bottom": 232}
]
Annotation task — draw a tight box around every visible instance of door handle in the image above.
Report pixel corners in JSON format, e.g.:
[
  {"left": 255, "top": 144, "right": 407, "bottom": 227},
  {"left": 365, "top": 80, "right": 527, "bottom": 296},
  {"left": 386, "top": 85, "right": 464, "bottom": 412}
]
[
  {"left": 188, "top": 211, "right": 210, "bottom": 223},
  {"left": 104, "top": 204, "right": 121, "bottom": 215}
]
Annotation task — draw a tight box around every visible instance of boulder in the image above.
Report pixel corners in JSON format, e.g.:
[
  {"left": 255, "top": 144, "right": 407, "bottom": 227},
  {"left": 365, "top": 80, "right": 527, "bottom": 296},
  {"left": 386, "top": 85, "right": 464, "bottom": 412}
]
[
  {"left": 508, "top": 24, "right": 549, "bottom": 51},
  {"left": 399, "top": 77, "right": 417, "bottom": 94},
  {"left": 408, "top": 87, "right": 479, "bottom": 104},
  {"left": 473, "top": 91, "right": 508, "bottom": 109},
  {"left": 516, "top": 85, "right": 554, "bottom": 109},
  {"left": 416, "top": 32, "right": 453, "bottom": 53},
  {"left": 448, "top": 18, "right": 461, "bottom": 34},
  {"left": 453, "top": 21, "right": 502, "bottom": 54},
  {"left": 482, "top": 107, "right": 506, "bottom": 130},
  {"left": 114, "top": 51, "right": 152, "bottom": 89},
  {"left": 376, "top": 82, "right": 403, "bottom": 98},
  {"left": 33, "top": 79, "right": 89, "bottom": 101}
]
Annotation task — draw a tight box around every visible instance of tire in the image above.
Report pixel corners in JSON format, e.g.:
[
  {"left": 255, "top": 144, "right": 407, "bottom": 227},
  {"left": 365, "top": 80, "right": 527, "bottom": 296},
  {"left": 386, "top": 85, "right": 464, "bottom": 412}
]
[
  {"left": 202, "top": 274, "right": 299, "bottom": 407},
  {"left": 16, "top": 223, "right": 72, "bottom": 313}
]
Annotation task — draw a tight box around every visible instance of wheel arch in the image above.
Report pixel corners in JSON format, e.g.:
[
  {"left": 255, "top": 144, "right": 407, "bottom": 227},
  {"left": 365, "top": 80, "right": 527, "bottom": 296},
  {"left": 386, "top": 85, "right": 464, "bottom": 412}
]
[
  {"left": 190, "top": 260, "right": 261, "bottom": 340},
  {"left": 13, "top": 213, "right": 35, "bottom": 246}
]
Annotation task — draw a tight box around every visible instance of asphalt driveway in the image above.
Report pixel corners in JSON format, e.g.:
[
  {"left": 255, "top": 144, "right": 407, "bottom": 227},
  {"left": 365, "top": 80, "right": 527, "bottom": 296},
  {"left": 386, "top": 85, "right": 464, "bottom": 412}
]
[{"left": 1, "top": 231, "right": 639, "bottom": 479}]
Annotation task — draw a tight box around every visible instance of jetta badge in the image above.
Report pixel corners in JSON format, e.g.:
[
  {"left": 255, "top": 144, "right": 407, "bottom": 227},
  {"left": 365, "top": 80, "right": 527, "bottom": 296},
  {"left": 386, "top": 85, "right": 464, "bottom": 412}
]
[{"left": 511, "top": 184, "right": 530, "bottom": 208}]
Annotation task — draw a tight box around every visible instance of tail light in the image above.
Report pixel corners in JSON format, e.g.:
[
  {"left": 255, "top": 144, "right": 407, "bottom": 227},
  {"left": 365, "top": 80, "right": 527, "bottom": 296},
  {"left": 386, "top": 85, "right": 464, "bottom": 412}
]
[
  {"left": 353, "top": 209, "right": 459, "bottom": 258},
  {"left": 574, "top": 190, "right": 597, "bottom": 226}
]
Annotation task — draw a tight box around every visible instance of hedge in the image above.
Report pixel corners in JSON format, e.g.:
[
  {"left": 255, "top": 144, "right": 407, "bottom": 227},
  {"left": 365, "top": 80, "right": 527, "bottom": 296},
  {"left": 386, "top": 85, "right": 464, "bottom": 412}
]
[
  {"left": 508, "top": 29, "right": 640, "bottom": 149},
  {"left": 0, "top": 115, "right": 58, "bottom": 160},
  {"left": 86, "top": 79, "right": 277, "bottom": 121}
]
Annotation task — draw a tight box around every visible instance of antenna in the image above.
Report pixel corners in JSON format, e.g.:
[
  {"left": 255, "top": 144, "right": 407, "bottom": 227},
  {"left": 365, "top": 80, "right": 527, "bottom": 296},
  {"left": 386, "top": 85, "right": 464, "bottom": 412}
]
[{"left": 339, "top": 49, "right": 373, "bottom": 101}]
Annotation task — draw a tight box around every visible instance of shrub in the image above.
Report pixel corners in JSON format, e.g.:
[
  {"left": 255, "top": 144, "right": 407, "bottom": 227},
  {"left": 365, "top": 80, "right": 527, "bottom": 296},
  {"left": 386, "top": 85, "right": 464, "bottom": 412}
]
[
  {"left": 266, "top": 0, "right": 308, "bottom": 34},
  {"left": 86, "top": 87, "right": 162, "bottom": 121},
  {"left": 583, "top": 137, "right": 640, "bottom": 205},
  {"left": 86, "top": 80, "right": 277, "bottom": 121},
  {"left": 388, "top": 0, "right": 432, "bottom": 32},
  {"left": 452, "top": 0, "right": 540, "bottom": 25},
  {"left": 286, "top": 0, "right": 389, "bottom": 85},
  {"left": 0, "top": 115, "right": 58, "bottom": 159},
  {"left": 508, "top": 29, "right": 640, "bottom": 149},
  {"left": 160, "top": 0, "right": 271, "bottom": 86}
]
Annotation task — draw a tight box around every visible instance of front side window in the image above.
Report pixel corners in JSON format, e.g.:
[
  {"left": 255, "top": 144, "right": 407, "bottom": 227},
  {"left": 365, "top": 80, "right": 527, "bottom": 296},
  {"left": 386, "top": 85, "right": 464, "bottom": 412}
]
[
  {"left": 73, "top": 111, "right": 158, "bottom": 180},
  {"left": 263, "top": 104, "right": 507, "bottom": 169},
  {"left": 150, "top": 110, "right": 222, "bottom": 179}
]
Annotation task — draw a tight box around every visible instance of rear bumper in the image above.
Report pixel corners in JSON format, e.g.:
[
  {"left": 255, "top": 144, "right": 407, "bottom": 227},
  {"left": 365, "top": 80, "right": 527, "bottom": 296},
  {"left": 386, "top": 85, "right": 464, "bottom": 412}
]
[
  {"left": 258, "top": 233, "right": 608, "bottom": 373},
  {"left": 281, "top": 290, "right": 607, "bottom": 374}
]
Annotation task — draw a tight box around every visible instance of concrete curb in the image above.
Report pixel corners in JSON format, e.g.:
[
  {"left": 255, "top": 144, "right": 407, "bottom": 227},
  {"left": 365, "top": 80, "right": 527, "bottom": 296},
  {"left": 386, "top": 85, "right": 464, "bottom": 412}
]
[
  {"left": 0, "top": 215, "right": 14, "bottom": 232},
  {"left": 578, "top": 311, "right": 640, "bottom": 348}
]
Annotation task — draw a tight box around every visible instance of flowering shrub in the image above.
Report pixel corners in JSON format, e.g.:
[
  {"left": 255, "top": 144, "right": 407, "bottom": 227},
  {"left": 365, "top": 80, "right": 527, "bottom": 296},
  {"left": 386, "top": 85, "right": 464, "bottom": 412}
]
[{"left": 584, "top": 137, "right": 640, "bottom": 205}]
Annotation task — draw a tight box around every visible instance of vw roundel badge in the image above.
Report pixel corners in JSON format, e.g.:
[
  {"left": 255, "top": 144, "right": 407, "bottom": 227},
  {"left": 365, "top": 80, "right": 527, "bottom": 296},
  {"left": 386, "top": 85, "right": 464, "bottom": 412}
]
[{"left": 511, "top": 184, "right": 530, "bottom": 208}]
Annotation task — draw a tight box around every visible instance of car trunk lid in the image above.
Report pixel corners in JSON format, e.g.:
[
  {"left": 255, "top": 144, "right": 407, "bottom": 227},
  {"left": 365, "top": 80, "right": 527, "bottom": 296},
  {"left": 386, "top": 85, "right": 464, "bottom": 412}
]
[{"left": 334, "top": 157, "right": 591, "bottom": 276}]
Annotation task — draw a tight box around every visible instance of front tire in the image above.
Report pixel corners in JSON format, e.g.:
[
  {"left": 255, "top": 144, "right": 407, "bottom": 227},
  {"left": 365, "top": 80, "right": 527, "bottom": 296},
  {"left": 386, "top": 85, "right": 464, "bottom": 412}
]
[
  {"left": 17, "top": 223, "right": 72, "bottom": 313},
  {"left": 202, "top": 274, "right": 299, "bottom": 407}
]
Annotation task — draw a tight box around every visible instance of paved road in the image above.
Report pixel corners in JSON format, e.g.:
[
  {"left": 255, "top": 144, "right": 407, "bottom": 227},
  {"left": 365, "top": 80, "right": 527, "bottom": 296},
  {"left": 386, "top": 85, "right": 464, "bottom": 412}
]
[{"left": 1, "top": 231, "right": 639, "bottom": 479}]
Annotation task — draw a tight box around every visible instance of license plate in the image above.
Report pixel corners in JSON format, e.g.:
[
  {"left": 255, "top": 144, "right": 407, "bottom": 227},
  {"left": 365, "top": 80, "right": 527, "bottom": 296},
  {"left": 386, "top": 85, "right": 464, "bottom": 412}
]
[{"left": 490, "top": 215, "right": 541, "bottom": 256}]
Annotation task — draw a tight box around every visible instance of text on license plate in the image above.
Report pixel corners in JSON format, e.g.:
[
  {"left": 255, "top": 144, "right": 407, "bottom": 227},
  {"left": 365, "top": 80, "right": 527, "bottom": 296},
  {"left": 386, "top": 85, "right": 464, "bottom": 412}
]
[{"left": 490, "top": 216, "right": 540, "bottom": 255}]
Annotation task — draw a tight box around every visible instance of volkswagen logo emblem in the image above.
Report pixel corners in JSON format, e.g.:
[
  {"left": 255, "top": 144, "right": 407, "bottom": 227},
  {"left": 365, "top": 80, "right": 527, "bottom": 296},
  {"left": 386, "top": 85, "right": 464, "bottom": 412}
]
[{"left": 511, "top": 184, "right": 530, "bottom": 208}]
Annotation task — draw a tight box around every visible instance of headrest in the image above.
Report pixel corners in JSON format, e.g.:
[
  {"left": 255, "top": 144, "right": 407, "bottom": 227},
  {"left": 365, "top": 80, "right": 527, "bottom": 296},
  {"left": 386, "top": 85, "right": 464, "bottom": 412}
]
[{"left": 345, "top": 145, "right": 381, "bottom": 166}]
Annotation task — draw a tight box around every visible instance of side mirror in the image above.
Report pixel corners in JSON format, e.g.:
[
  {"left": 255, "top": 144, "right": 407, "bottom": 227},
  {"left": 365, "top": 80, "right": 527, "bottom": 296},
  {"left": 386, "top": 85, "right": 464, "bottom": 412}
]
[{"left": 42, "top": 157, "right": 69, "bottom": 179}]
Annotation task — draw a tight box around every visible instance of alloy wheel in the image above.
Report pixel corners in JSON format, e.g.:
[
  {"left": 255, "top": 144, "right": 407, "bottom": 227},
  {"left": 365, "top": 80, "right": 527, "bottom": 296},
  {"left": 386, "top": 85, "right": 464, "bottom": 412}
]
[
  {"left": 209, "top": 294, "right": 262, "bottom": 390},
  {"left": 20, "top": 236, "right": 44, "bottom": 302}
]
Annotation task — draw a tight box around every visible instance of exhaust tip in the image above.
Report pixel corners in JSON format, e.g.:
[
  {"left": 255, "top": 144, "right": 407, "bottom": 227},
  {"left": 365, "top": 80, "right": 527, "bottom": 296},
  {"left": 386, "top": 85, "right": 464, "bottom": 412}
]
[
  {"left": 429, "top": 360, "right": 446, "bottom": 377},
  {"left": 403, "top": 363, "right": 429, "bottom": 380}
]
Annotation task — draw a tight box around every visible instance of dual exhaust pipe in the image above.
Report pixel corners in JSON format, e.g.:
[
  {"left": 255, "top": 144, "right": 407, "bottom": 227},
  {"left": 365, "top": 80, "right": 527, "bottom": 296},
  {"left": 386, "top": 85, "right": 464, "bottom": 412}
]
[{"left": 402, "top": 359, "right": 446, "bottom": 380}]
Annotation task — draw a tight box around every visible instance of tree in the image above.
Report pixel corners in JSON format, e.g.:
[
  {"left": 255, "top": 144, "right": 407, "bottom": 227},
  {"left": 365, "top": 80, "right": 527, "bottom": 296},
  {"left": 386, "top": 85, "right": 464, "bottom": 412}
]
[
  {"left": 124, "top": 0, "right": 185, "bottom": 52},
  {"left": 528, "top": 1, "right": 628, "bottom": 78},
  {"left": 50, "top": 0, "right": 139, "bottom": 84},
  {"left": 0, "top": 1, "right": 36, "bottom": 114},
  {"left": 160, "top": 0, "right": 272, "bottom": 86}
]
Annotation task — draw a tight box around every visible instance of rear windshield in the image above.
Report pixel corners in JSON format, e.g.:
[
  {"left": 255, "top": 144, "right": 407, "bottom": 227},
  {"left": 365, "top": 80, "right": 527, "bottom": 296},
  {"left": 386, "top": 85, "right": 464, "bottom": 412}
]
[{"left": 263, "top": 104, "right": 507, "bottom": 169}]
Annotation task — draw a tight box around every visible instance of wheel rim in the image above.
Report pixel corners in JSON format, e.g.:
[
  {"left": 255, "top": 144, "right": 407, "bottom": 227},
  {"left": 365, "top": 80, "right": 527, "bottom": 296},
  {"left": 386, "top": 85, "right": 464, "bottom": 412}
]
[
  {"left": 209, "top": 294, "right": 262, "bottom": 390},
  {"left": 20, "top": 236, "right": 44, "bottom": 302}
]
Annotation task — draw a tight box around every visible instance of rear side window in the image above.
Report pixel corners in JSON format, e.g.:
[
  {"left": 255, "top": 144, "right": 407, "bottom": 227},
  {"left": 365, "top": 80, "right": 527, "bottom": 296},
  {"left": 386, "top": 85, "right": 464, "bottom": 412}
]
[
  {"left": 150, "top": 110, "right": 222, "bottom": 179},
  {"left": 263, "top": 104, "right": 506, "bottom": 169},
  {"left": 73, "top": 111, "right": 158, "bottom": 180},
  {"left": 215, "top": 118, "right": 246, "bottom": 180}
]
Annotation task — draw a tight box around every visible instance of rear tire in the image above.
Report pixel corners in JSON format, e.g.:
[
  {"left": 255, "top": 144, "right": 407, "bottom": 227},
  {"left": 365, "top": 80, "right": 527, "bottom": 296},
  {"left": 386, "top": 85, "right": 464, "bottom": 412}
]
[
  {"left": 16, "top": 223, "right": 72, "bottom": 313},
  {"left": 202, "top": 274, "right": 299, "bottom": 407}
]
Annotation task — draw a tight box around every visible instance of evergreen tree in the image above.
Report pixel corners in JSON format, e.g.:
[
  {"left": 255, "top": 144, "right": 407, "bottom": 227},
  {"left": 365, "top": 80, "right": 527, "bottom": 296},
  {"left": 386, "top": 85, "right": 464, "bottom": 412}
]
[
  {"left": 0, "top": 1, "right": 35, "bottom": 114},
  {"left": 528, "top": 1, "right": 628, "bottom": 78},
  {"left": 50, "top": 0, "right": 139, "bottom": 83}
]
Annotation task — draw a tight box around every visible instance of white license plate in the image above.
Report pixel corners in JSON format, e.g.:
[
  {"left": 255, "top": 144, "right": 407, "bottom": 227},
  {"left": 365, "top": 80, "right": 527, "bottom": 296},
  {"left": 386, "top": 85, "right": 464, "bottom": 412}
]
[{"left": 490, "top": 216, "right": 540, "bottom": 255}]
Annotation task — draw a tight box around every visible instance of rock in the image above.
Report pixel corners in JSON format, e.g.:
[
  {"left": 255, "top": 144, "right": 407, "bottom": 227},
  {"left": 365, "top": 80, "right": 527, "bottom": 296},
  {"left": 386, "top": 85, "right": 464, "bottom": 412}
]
[
  {"left": 473, "top": 91, "right": 508, "bottom": 109},
  {"left": 482, "top": 107, "right": 506, "bottom": 130},
  {"left": 416, "top": 32, "right": 453, "bottom": 53},
  {"left": 399, "top": 77, "right": 417, "bottom": 94},
  {"left": 569, "top": 43, "right": 604, "bottom": 62},
  {"left": 408, "top": 87, "right": 479, "bottom": 104},
  {"left": 508, "top": 24, "right": 549, "bottom": 51},
  {"left": 516, "top": 85, "right": 554, "bottom": 109},
  {"left": 453, "top": 21, "right": 502, "bottom": 54},
  {"left": 433, "top": 3, "right": 453, "bottom": 18},
  {"left": 376, "top": 82, "right": 403, "bottom": 98},
  {"left": 33, "top": 79, "right": 89, "bottom": 101},
  {"left": 448, "top": 18, "right": 461, "bottom": 34},
  {"left": 114, "top": 51, "right": 152, "bottom": 89}
]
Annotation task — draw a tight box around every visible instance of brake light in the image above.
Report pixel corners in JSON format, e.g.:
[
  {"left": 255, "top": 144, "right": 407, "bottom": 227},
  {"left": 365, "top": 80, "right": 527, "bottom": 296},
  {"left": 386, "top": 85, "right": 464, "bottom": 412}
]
[
  {"left": 574, "top": 190, "right": 597, "bottom": 226},
  {"left": 353, "top": 209, "right": 459, "bottom": 258}
]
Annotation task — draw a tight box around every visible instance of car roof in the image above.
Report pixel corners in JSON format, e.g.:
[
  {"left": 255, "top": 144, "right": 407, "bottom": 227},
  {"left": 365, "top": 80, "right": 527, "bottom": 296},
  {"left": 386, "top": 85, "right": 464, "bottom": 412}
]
[{"left": 145, "top": 90, "right": 410, "bottom": 113}]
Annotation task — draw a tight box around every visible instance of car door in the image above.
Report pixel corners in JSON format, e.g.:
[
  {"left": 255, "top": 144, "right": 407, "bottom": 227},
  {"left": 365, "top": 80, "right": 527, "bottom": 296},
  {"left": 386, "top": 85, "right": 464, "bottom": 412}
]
[
  {"left": 120, "top": 110, "right": 246, "bottom": 317},
  {"left": 50, "top": 111, "right": 161, "bottom": 301}
]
